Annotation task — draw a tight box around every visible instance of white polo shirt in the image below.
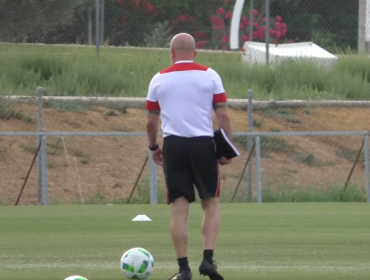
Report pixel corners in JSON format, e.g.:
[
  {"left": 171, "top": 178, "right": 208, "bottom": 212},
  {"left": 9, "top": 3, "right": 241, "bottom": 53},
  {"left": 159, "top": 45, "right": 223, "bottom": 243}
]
[{"left": 146, "top": 60, "right": 227, "bottom": 138}]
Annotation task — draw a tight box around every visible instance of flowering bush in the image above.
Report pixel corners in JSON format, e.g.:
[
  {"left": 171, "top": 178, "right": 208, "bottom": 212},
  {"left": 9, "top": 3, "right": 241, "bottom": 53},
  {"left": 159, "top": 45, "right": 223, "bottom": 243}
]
[
  {"left": 112, "top": 0, "right": 288, "bottom": 50},
  {"left": 199, "top": 2, "right": 288, "bottom": 50}
]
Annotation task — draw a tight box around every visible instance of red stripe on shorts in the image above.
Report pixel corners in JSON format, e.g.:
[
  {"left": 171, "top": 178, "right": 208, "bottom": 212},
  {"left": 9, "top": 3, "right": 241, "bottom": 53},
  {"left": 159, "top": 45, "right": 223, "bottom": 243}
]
[{"left": 216, "top": 164, "right": 221, "bottom": 197}]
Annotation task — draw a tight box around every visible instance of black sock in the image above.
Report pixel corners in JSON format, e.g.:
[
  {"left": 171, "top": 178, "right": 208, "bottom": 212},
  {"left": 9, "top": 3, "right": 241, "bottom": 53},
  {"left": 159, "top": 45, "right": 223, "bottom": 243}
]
[
  {"left": 177, "top": 257, "right": 190, "bottom": 272},
  {"left": 203, "top": 249, "right": 214, "bottom": 264}
]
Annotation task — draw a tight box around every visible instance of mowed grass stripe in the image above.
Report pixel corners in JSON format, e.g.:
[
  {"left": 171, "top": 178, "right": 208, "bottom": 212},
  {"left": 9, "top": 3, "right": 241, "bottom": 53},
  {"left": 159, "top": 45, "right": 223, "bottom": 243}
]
[{"left": 0, "top": 203, "right": 369, "bottom": 280}]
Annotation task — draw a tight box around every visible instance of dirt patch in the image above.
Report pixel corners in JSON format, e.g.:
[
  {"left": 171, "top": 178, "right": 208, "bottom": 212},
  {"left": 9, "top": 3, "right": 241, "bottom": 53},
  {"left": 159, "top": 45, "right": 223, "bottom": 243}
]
[{"left": 0, "top": 104, "right": 369, "bottom": 205}]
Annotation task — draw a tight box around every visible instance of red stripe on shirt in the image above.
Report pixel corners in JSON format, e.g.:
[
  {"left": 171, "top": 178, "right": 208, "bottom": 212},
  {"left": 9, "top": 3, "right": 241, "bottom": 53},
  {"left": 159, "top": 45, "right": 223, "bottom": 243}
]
[
  {"left": 146, "top": 100, "right": 160, "bottom": 110},
  {"left": 160, "top": 63, "right": 209, "bottom": 74},
  {"left": 213, "top": 92, "right": 227, "bottom": 103}
]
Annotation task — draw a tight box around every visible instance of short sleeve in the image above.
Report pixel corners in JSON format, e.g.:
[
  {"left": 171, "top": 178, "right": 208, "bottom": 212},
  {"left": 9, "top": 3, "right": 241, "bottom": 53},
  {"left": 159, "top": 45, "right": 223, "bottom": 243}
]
[
  {"left": 208, "top": 68, "right": 227, "bottom": 103},
  {"left": 146, "top": 74, "right": 160, "bottom": 111}
]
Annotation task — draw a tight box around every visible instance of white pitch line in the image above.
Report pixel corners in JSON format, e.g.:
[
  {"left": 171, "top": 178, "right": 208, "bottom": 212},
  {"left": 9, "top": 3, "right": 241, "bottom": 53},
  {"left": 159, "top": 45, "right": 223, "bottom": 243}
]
[{"left": 1, "top": 262, "right": 370, "bottom": 272}]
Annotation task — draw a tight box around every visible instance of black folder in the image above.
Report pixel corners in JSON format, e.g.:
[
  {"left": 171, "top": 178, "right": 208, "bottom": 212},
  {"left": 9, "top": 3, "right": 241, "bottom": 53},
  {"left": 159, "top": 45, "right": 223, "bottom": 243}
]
[{"left": 213, "top": 129, "right": 240, "bottom": 159}]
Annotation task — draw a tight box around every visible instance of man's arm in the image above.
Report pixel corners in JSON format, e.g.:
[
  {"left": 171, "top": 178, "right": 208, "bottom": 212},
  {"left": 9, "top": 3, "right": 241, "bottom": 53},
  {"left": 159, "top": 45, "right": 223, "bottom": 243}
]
[
  {"left": 213, "top": 102, "right": 232, "bottom": 141},
  {"left": 146, "top": 109, "right": 160, "bottom": 148}
]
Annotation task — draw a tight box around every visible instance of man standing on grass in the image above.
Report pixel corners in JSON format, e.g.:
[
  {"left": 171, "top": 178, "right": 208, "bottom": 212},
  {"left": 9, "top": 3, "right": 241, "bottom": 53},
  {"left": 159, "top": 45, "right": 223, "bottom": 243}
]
[{"left": 145, "top": 32, "right": 233, "bottom": 280}]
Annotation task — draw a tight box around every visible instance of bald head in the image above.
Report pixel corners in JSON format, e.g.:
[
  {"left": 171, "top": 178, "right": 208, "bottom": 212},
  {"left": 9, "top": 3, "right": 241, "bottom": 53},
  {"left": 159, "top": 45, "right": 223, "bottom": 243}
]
[
  {"left": 170, "top": 33, "right": 197, "bottom": 63},
  {"left": 170, "top": 33, "right": 196, "bottom": 51}
]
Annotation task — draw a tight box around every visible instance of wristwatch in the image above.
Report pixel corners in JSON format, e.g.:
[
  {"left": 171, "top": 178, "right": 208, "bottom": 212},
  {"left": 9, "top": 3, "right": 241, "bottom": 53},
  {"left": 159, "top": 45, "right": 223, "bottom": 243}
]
[{"left": 148, "top": 144, "right": 159, "bottom": 151}]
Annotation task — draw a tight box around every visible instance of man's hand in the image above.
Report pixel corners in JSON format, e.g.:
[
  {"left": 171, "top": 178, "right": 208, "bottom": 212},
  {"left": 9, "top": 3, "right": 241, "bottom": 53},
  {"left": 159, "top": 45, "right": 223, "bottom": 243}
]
[
  {"left": 219, "top": 156, "right": 232, "bottom": 166},
  {"left": 152, "top": 148, "right": 163, "bottom": 165}
]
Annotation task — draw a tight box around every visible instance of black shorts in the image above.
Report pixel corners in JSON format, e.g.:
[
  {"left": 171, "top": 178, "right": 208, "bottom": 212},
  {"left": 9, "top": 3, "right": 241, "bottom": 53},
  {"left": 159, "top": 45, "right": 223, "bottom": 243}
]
[{"left": 162, "top": 135, "right": 220, "bottom": 204}]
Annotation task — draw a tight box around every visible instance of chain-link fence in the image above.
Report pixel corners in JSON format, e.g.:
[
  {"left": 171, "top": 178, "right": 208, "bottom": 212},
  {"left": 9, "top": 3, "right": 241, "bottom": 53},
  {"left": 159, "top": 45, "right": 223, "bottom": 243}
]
[
  {"left": 0, "top": 0, "right": 362, "bottom": 52},
  {"left": 1, "top": 130, "right": 369, "bottom": 205},
  {"left": 232, "top": 133, "right": 369, "bottom": 202}
]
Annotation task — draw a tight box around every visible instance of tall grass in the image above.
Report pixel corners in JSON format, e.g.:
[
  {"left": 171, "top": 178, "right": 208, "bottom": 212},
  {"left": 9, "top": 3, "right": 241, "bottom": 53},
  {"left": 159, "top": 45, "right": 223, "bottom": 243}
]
[
  {"left": 76, "top": 181, "right": 366, "bottom": 205},
  {"left": 1, "top": 43, "right": 370, "bottom": 99},
  {"left": 262, "top": 184, "right": 367, "bottom": 203}
]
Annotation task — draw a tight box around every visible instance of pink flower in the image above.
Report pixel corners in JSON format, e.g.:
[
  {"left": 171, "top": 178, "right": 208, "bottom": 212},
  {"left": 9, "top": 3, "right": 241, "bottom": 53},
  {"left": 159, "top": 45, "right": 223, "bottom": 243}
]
[
  {"left": 253, "top": 31, "right": 261, "bottom": 40},
  {"left": 146, "top": 2, "right": 154, "bottom": 12},
  {"left": 270, "top": 29, "right": 276, "bottom": 37},
  {"left": 212, "top": 17, "right": 224, "bottom": 30},
  {"left": 242, "top": 34, "right": 248, "bottom": 42},
  {"left": 253, "top": 9, "right": 258, "bottom": 17},
  {"left": 217, "top": 7, "right": 225, "bottom": 15},
  {"left": 240, "top": 16, "right": 249, "bottom": 28},
  {"left": 275, "top": 22, "right": 281, "bottom": 29},
  {"left": 222, "top": 34, "right": 230, "bottom": 43},
  {"left": 262, "top": 17, "right": 267, "bottom": 23},
  {"left": 179, "top": 15, "right": 187, "bottom": 22},
  {"left": 196, "top": 41, "right": 207, "bottom": 49},
  {"left": 276, "top": 16, "right": 283, "bottom": 22},
  {"left": 254, "top": 22, "right": 260, "bottom": 28},
  {"left": 225, "top": 11, "right": 232, "bottom": 19},
  {"left": 189, "top": 15, "right": 195, "bottom": 21},
  {"left": 195, "top": 31, "right": 207, "bottom": 39},
  {"left": 116, "top": 0, "right": 123, "bottom": 4}
]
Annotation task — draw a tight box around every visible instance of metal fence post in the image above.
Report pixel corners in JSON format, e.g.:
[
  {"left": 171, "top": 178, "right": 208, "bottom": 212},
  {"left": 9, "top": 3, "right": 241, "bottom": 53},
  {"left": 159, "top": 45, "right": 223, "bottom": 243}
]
[
  {"left": 149, "top": 151, "right": 158, "bottom": 204},
  {"left": 88, "top": 4, "right": 92, "bottom": 45},
  {"left": 100, "top": 0, "right": 105, "bottom": 46},
  {"left": 41, "top": 134, "right": 49, "bottom": 205},
  {"left": 358, "top": 0, "right": 367, "bottom": 53},
  {"left": 265, "top": 0, "right": 271, "bottom": 65},
  {"left": 247, "top": 90, "right": 253, "bottom": 202},
  {"left": 37, "top": 87, "right": 44, "bottom": 205},
  {"left": 255, "top": 135, "right": 262, "bottom": 203},
  {"left": 365, "top": 133, "right": 370, "bottom": 203},
  {"left": 249, "top": 0, "right": 254, "bottom": 42},
  {"left": 95, "top": 0, "right": 101, "bottom": 56}
]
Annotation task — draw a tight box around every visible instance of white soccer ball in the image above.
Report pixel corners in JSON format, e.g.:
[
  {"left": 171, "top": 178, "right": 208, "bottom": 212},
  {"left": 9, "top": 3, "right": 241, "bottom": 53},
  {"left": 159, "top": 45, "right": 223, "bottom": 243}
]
[
  {"left": 120, "top": 247, "right": 154, "bottom": 279},
  {"left": 64, "top": 276, "right": 88, "bottom": 280}
]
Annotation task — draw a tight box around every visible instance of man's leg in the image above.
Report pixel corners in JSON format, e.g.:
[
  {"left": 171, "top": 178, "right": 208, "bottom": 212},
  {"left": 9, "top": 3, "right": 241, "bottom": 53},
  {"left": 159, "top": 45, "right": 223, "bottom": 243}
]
[
  {"left": 163, "top": 136, "right": 194, "bottom": 279},
  {"left": 189, "top": 137, "right": 224, "bottom": 280},
  {"left": 171, "top": 197, "right": 191, "bottom": 273},
  {"left": 198, "top": 197, "right": 224, "bottom": 280},
  {"left": 201, "top": 197, "right": 220, "bottom": 264}
]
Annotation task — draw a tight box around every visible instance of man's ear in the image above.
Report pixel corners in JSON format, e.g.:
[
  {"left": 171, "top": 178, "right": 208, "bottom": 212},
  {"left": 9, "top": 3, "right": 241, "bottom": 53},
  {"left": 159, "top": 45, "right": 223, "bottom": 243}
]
[
  {"left": 170, "top": 48, "right": 176, "bottom": 63},
  {"left": 193, "top": 51, "right": 197, "bottom": 59}
]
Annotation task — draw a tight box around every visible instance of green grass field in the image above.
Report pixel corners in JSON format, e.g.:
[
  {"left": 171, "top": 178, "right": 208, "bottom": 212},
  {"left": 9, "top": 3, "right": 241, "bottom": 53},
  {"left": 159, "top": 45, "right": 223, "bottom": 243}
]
[
  {"left": 1, "top": 204, "right": 369, "bottom": 280},
  {"left": 1, "top": 43, "right": 370, "bottom": 99}
]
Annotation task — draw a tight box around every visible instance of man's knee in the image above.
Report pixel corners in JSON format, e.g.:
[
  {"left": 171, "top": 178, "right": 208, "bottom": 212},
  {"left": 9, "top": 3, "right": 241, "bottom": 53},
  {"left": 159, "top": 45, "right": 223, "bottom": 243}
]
[
  {"left": 171, "top": 197, "right": 190, "bottom": 215},
  {"left": 201, "top": 197, "right": 219, "bottom": 210}
]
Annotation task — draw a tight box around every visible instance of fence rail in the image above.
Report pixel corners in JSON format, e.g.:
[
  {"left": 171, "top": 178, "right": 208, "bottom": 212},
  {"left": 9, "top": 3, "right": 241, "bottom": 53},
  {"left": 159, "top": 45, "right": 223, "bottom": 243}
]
[{"left": 0, "top": 88, "right": 369, "bottom": 205}]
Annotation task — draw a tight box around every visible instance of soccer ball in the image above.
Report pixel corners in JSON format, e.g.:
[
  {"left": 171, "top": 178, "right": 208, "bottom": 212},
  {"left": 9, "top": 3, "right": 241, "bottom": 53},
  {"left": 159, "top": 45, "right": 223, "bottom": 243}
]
[
  {"left": 64, "top": 276, "right": 88, "bottom": 280},
  {"left": 120, "top": 247, "right": 154, "bottom": 279}
]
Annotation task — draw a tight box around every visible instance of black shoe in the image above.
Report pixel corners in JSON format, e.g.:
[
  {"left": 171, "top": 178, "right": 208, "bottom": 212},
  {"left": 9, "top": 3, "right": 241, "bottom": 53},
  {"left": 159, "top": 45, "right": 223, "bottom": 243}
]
[
  {"left": 169, "top": 270, "right": 192, "bottom": 280},
  {"left": 199, "top": 260, "right": 224, "bottom": 280}
]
